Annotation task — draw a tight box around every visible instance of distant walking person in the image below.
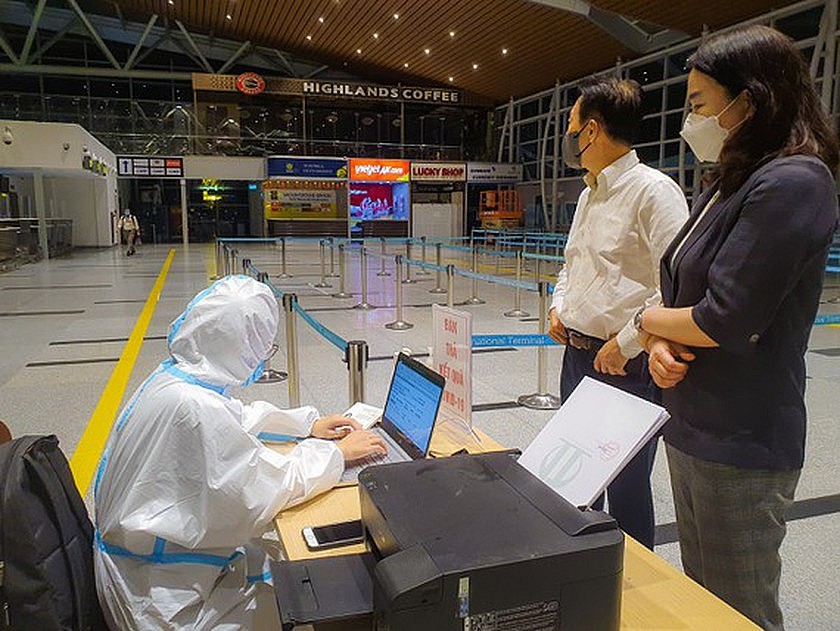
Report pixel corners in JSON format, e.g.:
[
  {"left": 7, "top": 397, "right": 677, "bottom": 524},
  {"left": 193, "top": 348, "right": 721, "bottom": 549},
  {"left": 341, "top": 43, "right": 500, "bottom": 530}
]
[{"left": 118, "top": 209, "right": 140, "bottom": 256}]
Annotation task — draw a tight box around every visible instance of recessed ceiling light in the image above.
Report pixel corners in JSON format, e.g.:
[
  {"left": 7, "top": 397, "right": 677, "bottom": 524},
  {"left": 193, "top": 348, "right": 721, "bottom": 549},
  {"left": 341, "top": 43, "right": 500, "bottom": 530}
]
[
  {"left": 168, "top": 0, "right": 173, "bottom": 5},
  {"left": 393, "top": 13, "right": 399, "bottom": 19},
  {"left": 373, "top": 32, "right": 379, "bottom": 39},
  {"left": 225, "top": 13, "right": 232, "bottom": 20},
  {"left": 448, "top": 76, "right": 454, "bottom": 82},
  {"left": 502, "top": 48, "right": 508, "bottom": 55},
  {"left": 424, "top": 48, "right": 430, "bottom": 55},
  {"left": 404, "top": 62, "right": 409, "bottom": 68},
  {"left": 318, "top": 16, "right": 325, "bottom": 23},
  {"left": 356, "top": 48, "right": 362, "bottom": 54},
  {"left": 449, "top": 31, "right": 456, "bottom": 37},
  {"left": 306, "top": 35, "right": 312, "bottom": 41},
  {"left": 472, "top": 63, "right": 479, "bottom": 70}
]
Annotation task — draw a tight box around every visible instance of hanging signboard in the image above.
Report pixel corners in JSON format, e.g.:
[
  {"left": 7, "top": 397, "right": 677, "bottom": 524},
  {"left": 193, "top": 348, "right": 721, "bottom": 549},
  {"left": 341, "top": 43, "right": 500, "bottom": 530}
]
[
  {"left": 117, "top": 156, "right": 184, "bottom": 178},
  {"left": 349, "top": 158, "right": 410, "bottom": 182},
  {"left": 410, "top": 162, "right": 467, "bottom": 182},
  {"left": 267, "top": 156, "right": 347, "bottom": 179},
  {"left": 193, "top": 73, "right": 463, "bottom": 105},
  {"left": 466, "top": 162, "right": 523, "bottom": 183}
]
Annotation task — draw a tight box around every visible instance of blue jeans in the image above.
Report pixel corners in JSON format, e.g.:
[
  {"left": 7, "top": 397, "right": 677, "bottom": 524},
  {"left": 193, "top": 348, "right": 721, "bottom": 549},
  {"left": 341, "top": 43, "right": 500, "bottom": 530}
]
[{"left": 560, "top": 344, "right": 658, "bottom": 549}]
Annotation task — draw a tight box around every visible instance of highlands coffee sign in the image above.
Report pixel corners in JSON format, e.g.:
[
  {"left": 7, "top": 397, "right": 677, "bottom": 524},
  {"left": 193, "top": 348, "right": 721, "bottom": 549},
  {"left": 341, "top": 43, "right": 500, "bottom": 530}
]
[
  {"left": 301, "top": 81, "right": 460, "bottom": 103},
  {"left": 193, "top": 73, "right": 461, "bottom": 104}
]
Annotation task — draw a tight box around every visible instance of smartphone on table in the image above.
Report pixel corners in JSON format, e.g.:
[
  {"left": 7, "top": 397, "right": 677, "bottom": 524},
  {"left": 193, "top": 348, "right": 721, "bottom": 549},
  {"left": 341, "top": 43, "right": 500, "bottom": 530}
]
[{"left": 301, "top": 519, "right": 364, "bottom": 551}]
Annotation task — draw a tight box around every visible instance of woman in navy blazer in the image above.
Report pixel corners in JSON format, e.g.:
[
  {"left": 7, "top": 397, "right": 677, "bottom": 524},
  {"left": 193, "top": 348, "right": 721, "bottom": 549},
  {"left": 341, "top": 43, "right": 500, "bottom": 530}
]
[{"left": 637, "top": 25, "right": 838, "bottom": 631}]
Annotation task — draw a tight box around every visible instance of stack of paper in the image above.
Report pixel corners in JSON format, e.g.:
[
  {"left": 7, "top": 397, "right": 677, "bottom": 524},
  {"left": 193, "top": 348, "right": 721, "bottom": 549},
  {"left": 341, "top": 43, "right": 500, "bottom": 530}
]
[
  {"left": 518, "top": 376, "right": 670, "bottom": 509},
  {"left": 342, "top": 402, "right": 383, "bottom": 430}
]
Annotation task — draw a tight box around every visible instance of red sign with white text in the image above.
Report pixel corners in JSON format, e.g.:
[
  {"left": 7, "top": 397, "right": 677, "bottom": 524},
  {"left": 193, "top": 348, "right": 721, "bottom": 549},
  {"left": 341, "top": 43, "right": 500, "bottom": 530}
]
[{"left": 349, "top": 159, "right": 410, "bottom": 182}]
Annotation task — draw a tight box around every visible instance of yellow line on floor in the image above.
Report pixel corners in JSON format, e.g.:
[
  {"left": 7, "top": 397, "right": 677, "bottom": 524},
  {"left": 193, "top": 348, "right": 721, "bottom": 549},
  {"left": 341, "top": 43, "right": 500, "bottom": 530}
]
[{"left": 70, "top": 248, "right": 176, "bottom": 494}]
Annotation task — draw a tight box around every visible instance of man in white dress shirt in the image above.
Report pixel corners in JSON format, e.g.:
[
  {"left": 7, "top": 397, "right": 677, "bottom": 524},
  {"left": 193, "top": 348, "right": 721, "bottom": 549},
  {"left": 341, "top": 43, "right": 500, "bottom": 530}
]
[{"left": 548, "top": 78, "right": 688, "bottom": 548}]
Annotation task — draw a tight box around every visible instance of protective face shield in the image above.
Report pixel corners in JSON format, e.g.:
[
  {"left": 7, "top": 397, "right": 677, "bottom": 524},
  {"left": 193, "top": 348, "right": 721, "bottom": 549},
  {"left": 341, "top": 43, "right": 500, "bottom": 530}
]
[
  {"left": 561, "top": 120, "right": 594, "bottom": 170},
  {"left": 123, "top": 210, "right": 130, "bottom": 216},
  {"left": 679, "top": 95, "right": 746, "bottom": 163}
]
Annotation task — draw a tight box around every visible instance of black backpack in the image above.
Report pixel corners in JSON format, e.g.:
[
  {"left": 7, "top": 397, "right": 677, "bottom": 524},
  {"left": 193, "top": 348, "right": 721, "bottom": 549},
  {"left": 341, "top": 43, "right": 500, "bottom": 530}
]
[{"left": 0, "top": 435, "right": 107, "bottom": 630}]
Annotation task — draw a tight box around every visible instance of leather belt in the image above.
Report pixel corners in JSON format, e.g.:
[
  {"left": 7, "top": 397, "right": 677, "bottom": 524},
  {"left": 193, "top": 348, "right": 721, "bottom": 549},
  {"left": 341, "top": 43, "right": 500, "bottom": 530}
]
[{"left": 567, "top": 329, "right": 606, "bottom": 351}]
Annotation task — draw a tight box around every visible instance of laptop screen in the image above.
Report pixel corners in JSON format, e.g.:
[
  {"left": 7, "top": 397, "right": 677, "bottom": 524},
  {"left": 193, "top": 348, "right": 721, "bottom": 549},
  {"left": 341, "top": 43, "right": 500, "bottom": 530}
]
[{"left": 382, "top": 355, "right": 445, "bottom": 457}]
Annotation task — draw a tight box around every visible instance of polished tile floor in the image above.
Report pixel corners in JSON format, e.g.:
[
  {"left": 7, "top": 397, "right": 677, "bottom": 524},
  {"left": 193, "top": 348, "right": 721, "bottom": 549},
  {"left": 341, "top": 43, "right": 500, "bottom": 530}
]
[{"left": 1, "top": 241, "right": 838, "bottom": 629}]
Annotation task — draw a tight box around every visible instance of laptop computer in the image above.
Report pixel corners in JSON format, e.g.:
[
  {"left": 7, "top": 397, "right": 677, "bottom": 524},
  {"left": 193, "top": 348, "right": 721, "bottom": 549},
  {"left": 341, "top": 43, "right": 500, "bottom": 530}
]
[{"left": 339, "top": 353, "right": 445, "bottom": 485}]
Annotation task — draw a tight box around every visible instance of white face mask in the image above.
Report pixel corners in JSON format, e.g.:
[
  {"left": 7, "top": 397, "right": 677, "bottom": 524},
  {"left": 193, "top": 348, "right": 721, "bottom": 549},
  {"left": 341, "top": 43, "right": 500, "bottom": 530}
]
[{"left": 679, "top": 96, "right": 744, "bottom": 163}]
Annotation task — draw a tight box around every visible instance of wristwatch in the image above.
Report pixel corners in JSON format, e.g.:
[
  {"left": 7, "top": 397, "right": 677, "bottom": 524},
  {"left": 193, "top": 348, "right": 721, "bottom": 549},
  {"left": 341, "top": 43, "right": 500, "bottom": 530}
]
[{"left": 633, "top": 307, "right": 646, "bottom": 332}]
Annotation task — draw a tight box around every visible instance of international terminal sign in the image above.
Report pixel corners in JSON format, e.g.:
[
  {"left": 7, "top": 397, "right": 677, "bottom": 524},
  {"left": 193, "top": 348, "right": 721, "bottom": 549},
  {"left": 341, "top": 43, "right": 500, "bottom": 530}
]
[{"left": 192, "top": 73, "right": 462, "bottom": 105}]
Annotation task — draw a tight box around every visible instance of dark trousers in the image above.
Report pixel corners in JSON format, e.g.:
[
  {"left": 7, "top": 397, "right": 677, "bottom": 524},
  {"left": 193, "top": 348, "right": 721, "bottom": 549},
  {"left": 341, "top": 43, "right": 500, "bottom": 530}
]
[{"left": 560, "top": 344, "right": 658, "bottom": 549}]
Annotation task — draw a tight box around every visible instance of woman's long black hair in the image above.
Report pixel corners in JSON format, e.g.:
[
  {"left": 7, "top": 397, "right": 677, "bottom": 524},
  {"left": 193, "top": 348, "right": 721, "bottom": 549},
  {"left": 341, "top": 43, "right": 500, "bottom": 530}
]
[{"left": 689, "top": 24, "right": 839, "bottom": 196}]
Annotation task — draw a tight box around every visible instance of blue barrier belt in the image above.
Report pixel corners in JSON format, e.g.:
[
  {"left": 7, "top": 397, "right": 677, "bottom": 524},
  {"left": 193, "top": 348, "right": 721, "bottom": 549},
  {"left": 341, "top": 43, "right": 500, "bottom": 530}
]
[
  {"left": 292, "top": 301, "right": 349, "bottom": 352},
  {"left": 472, "top": 334, "right": 558, "bottom": 348},
  {"left": 402, "top": 257, "right": 447, "bottom": 273},
  {"left": 814, "top": 313, "right": 840, "bottom": 325},
  {"left": 456, "top": 268, "right": 538, "bottom": 292},
  {"left": 522, "top": 251, "right": 565, "bottom": 263}
]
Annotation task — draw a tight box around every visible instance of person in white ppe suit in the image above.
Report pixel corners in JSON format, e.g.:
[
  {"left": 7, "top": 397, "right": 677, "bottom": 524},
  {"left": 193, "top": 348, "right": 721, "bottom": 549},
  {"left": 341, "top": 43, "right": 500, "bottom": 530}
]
[{"left": 93, "top": 275, "right": 386, "bottom": 630}]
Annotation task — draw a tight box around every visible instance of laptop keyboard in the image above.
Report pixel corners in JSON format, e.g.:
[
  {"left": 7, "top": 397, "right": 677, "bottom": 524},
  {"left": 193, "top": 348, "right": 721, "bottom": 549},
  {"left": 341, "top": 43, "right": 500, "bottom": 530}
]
[{"left": 341, "top": 429, "right": 407, "bottom": 482}]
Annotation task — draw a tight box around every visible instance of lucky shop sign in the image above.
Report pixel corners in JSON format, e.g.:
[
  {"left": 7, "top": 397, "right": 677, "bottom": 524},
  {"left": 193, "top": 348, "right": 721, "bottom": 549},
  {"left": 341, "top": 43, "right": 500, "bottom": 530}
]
[
  {"left": 349, "top": 159, "right": 410, "bottom": 182},
  {"left": 410, "top": 162, "right": 466, "bottom": 182}
]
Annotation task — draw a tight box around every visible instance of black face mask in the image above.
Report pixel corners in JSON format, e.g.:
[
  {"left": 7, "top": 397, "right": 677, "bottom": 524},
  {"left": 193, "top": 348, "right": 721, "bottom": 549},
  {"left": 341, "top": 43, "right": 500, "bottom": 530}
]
[{"left": 561, "top": 122, "right": 593, "bottom": 170}]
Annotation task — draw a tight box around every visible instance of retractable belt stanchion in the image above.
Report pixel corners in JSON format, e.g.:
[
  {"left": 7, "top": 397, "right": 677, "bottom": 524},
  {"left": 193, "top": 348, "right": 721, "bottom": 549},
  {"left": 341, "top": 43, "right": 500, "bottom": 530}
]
[
  {"left": 277, "top": 237, "right": 292, "bottom": 279},
  {"left": 446, "top": 264, "right": 455, "bottom": 309},
  {"left": 353, "top": 246, "right": 375, "bottom": 310},
  {"left": 494, "top": 237, "right": 502, "bottom": 275},
  {"left": 346, "top": 340, "right": 368, "bottom": 405},
  {"left": 517, "top": 281, "right": 562, "bottom": 410},
  {"left": 402, "top": 239, "right": 416, "bottom": 284},
  {"left": 385, "top": 254, "right": 414, "bottom": 330},
  {"left": 254, "top": 272, "right": 288, "bottom": 384},
  {"left": 416, "top": 235, "right": 430, "bottom": 275},
  {"left": 464, "top": 246, "right": 485, "bottom": 305},
  {"left": 377, "top": 237, "right": 390, "bottom": 276},
  {"left": 327, "top": 237, "right": 339, "bottom": 277},
  {"left": 313, "top": 239, "right": 331, "bottom": 288},
  {"left": 504, "top": 250, "right": 530, "bottom": 317},
  {"left": 332, "top": 243, "right": 352, "bottom": 299},
  {"left": 282, "top": 293, "right": 301, "bottom": 407},
  {"left": 429, "top": 243, "right": 447, "bottom": 295},
  {"left": 211, "top": 240, "right": 222, "bottom": 280}
]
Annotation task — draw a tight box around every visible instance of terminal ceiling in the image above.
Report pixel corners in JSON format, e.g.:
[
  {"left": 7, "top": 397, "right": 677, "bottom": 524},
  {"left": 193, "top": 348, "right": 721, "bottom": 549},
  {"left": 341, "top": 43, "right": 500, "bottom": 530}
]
[{"left": 82, "top": 0, "right": 786, "bottom": 102}]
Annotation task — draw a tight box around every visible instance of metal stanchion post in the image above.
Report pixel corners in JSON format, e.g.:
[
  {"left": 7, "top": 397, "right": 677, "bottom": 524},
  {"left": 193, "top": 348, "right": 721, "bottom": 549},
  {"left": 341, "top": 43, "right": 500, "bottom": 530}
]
[
  {"left": 211, "top": 240, "right": 222, "bottom": 279},
  {"left": 313, "top": 240, "right": 331, "bottom": 288},
  {"left": 494, "top": 237, "right": 501, "bottom": 275},
  {"left": 446, "top": 264, "right": 455, "bottom": 309},
  {"left": 255, "top": 272, "right": 288, "bottom": 384},
  {"left": 417, "top": 236, "right": 430, "bottom": 275},
  {"left": 385, "top": 255, "right": 414, "bottom": 330},
  {"left": 241, "top": 257, "right": 251, "bottom": 276},
  {"left": 464, "top": 246, "right": 485, "bottom": 305},
  {"left": 377, "top": 237, "right": 390, "bottom": 276},
  {"left": 282, "top": 293, "right": 301, "bottom": 407},
  {"left": 327, "top": 237, "right": 339, "bottom": 277},
  {"left": 429, "top": 243, "right": 447, "bottom": 295},
  {"left": 353, "top": 246, "right": 375, "bottom": 310},
  {"left": 346, "top": 340, "right": 368, "bottom": 405},
  {"left": 402, "top": 239, "right": 416, "bottom": 283},
  {"left": 277, "top": 237, "right": 292, "bottom": 279},
  {"left": 504, "top": 251, "right": 531, "bottom": 317},
  {"left": 332, "top": 243, "right": 352, "bottom": 298},
  {"left": 517, "top": 281, "right": 561, "bottom": 410}
]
